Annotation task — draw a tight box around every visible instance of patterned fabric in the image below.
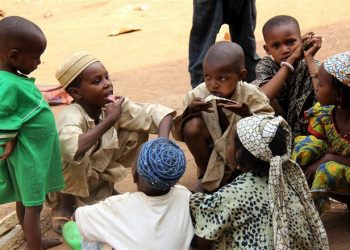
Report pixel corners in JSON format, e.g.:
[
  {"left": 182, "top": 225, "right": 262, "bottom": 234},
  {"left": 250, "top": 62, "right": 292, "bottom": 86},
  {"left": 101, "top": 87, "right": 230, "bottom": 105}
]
[
  {"left": 190, "top": 172, "right": 325, "bottom": 250},
  {"left": 292, "top": 135, "right": 328, "bottom": 167},
  {"left": 137, "top": 138, "right": 186, "bottom": 191},
  {"left": 252, "top": 56, "right": 318, "bottom": 137},
  {"left": 236, "top": 115, "right": 328, "bottom": 250},
  {"left": 323, "top": 51, "right": 350, "bottom": 86},
  {"left": 292, "top": 103, "right": 350, "bottom": 213}
]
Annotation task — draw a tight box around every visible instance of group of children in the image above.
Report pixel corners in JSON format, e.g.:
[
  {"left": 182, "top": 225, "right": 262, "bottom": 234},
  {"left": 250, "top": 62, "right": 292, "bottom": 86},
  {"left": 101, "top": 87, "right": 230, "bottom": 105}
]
[{"left": 0, "top": 13, "right": 349, "bottom": 250}]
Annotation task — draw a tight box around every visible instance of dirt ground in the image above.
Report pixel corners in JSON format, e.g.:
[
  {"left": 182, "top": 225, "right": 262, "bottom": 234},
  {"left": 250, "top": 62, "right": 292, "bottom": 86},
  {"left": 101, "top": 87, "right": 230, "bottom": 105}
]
[{"left": 1, "top": 0, "right": 350, "bottom": 249}]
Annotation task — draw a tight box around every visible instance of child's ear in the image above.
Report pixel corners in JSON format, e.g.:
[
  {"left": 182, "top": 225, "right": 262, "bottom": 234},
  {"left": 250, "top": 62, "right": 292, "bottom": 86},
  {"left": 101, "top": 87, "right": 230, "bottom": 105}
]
[
  {"left": 263, "top": 44, "right": 270, "bottom": 55},
  {"left": 7, "top": 49, "right": 19, "bottom": 65},
  {"left": 240, "top": 68, "right": 247, "bottom": 80},
  {"left": 67, "top": 87, "right": 82, "bottom": 100}
]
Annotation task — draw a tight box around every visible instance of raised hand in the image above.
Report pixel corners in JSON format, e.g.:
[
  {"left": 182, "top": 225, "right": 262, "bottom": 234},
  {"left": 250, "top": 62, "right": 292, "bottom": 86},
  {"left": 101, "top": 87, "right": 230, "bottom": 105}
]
[{"left": 104, "top": 96, "right": 125, "bottom": 123}]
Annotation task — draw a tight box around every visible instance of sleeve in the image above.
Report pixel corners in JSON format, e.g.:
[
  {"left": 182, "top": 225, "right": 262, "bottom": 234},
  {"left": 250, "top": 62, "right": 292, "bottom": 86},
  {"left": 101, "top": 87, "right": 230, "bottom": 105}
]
[
  {"left": 75, "top": 202, "right": 113, "bottom": 243},
  {"left": 0, "top": 83, "right": 23, "bottom": 144},
  {"left": 245, "top": 84, "right": 275, "bottom": 115},
  {"left": 250, "top": 57, "right": 278, "bottom": 87},
  {"left": 117, "top": 98, "right": 175, "bottom": 134},
  {"left": 190, "top": 186, "right": 248, "bottom": 240},
  {"left": 56, "top": 108, "right": 85, "bottom": 163},
  {"left": 304, "top": 103, "right": 332, "bottom": 139}
]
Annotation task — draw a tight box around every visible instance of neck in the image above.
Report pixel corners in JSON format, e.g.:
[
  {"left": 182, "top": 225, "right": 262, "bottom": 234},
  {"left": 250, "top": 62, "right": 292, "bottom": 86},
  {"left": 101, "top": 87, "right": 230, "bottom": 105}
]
[{"left": 78, "top": 102, "right": 101, "bottom": 121}]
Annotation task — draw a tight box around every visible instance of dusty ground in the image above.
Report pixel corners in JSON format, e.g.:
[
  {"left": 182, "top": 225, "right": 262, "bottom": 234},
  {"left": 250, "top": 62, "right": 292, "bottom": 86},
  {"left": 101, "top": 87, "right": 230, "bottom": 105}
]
[{"left": 0, "top": 0, "right": 350, "bottom": 249}]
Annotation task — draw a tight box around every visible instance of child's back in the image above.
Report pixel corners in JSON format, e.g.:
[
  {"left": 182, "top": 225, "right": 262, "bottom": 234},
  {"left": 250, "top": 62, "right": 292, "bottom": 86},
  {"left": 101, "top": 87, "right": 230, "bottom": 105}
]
[{"left": 75, "top": 138, "right": 194, "bottom": 249}]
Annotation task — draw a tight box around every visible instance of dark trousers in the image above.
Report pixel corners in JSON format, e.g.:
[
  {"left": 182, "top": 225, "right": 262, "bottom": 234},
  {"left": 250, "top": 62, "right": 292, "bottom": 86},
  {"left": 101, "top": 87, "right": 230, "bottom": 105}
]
[{"left": 188, "top": 0, "right": 260, "bottom": 88}]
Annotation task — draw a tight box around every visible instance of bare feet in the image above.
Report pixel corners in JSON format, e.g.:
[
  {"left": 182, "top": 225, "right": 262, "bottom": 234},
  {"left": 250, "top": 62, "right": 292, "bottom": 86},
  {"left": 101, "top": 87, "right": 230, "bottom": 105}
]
[{"left": 42, "top": 237, "right": 63, "bottom": 249}]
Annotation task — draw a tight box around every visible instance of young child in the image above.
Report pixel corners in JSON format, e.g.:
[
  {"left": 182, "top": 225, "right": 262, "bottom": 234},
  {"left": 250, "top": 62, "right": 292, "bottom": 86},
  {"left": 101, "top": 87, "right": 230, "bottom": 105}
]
[
  {"left": 48, "top": 51, "right": 175, "bottom": 233},
  {"left": 173, "top": 41, "right": 274, "bottom": 192},
  {"left": 190, "top": 115, "right": 329, "bottom": 249},
  {"left": 0, "top": 16, "right": 64, "bottom": 249},
  {"left": 74, "top": 138, "right": 194, "bottom": 249},
  {"left": 292, "top": 51, "right": 350, "bottom": 214},
  {"left": 252, "top": 15, "right": 322, "bottom": 137}
]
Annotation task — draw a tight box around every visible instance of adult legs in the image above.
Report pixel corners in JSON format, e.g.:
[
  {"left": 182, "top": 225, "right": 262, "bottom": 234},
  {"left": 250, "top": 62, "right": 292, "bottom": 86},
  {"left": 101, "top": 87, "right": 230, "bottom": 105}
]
[
  {"left": 227, "top": 0, "right": 260, "bottom": 82},
  {"left": 188, "top": 0, "right": 224, "bottom": 88}
]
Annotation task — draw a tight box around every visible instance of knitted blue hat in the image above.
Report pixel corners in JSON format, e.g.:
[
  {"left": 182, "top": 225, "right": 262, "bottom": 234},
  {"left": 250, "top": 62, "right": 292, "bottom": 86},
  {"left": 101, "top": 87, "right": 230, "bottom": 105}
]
[{"left": 137, "top": 138, "right": 186, "bottom": 191}]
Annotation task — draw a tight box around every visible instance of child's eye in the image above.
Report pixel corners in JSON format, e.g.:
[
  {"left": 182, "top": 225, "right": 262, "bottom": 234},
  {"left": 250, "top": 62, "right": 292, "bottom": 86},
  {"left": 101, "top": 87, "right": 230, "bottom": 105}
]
[
  {"left": 286, "top": 39, "right": 296, "bottom": 46},
  {"left": 92, "top": 77, "right": 101, "bottom": 84},
  {"left": 204, "top": 75, "right": 211, "bottom": 80},
  {"left": 271, "top": 43, "right": 279, "bottom": 49},
  {"left": 219, "top": 76, "right": 227, "bottom": 81},
  {"left": 105, "top": 74, "right": 110, "bottom": 80}
]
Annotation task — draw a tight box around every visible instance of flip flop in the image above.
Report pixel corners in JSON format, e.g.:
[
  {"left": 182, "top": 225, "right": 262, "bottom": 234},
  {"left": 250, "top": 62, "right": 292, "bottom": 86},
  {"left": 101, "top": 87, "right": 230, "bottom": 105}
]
[{"left": 62, "top": 221, "right": 82, "bottom": 250}]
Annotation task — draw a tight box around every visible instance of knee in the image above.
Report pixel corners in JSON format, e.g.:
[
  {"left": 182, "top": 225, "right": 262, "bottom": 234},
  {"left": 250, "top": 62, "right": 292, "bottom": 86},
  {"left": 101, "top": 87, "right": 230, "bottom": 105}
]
[{"left": 182, "top": 117, "right": 207, "bottom": 140}]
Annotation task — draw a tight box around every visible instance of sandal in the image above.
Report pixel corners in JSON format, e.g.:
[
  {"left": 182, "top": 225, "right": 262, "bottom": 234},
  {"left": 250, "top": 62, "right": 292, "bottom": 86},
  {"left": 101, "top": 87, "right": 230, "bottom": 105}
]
[{"left": 62, "top": 221, "right": 82, "bottom": 250}]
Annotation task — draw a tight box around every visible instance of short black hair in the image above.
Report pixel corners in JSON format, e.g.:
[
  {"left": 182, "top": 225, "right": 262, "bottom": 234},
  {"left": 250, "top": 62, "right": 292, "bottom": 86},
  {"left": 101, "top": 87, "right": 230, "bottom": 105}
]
[
  {"left": 234, "top": 125, "right": 287, "bottom": 177},
  {"left": 262, "top": 15, "right": 300, "bottom": 41},
  {"left": 0, "top": 16, "right": 45, "bottom": 52}
]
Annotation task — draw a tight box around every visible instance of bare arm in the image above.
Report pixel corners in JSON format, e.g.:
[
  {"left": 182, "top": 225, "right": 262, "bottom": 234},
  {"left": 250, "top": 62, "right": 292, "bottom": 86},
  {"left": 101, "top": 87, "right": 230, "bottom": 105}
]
[
  {"left": 304, "top": 34, "right": 322, "bottom": 90},
  {"left": 74, "top": 97, "right": 125, "bottom": 160},
  {"left": 158, "top": 114, "right": 173, "bottom": 138}
]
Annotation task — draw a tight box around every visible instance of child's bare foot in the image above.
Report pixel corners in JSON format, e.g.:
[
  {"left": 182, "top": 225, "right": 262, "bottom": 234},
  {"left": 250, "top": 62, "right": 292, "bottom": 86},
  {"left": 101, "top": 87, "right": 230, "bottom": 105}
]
[{"left": 42, "top": 237, "right": 63, "bottom": 249}]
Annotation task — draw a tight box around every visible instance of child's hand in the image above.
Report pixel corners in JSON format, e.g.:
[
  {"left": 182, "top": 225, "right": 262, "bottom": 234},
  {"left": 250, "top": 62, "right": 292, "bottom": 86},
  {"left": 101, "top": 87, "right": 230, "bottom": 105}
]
[
  {"left": 217, "top": 101, "right": 252, "bottom": 118},
  {"left": 188, "top": 97, "right": 213, "bottom": 114},
  {"left": 104, "top": 96, "right": 125, "bottom": 123},
  {"left": 302, "top": 32, "right": 322, "bottom": 58},
  {"left": 287, "top": 40, "right": 304, "bottom": 64},
  {"left": 0, "top": 138, "right": 17, "bottom": 160}
]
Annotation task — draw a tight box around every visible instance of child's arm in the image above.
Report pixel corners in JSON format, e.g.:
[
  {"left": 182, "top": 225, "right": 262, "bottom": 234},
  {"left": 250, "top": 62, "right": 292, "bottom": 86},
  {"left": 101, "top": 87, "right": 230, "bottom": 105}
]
[
  {"left": 303, "top": 34, "right": 322, "bottom": 90},
  {"left": 74, "top": 97, "right": 125, "bottom": 160},
  {"left": 260, "top": 42, "right": 304, "bottom": 101},
  {"left": 158, "top": 114, "right": 173, "bottom": 138},
  {"left": 0, "top": 138, "right": 17, "bottom": 160}
]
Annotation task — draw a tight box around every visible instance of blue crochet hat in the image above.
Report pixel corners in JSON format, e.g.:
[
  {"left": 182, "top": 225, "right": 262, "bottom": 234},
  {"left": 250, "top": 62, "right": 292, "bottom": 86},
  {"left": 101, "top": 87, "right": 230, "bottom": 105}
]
[{"left": 137, "top": 138, "right": 186, "bottom": 191}]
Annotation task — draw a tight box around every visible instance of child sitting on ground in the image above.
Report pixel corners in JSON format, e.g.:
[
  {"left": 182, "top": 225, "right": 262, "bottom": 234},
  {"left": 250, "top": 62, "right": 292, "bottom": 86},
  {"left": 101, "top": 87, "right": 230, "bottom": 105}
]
[
  {"left": 74, "top": 138, "right": 194, "bottom": 249},
  {"left": 0, "top": 16, "right": 64, "bottom": 249},
  {"left": 47, "top": 51, "right": 175, "bottom": 233},
  {"left": 173, "top": 41, "right": 274, "bottom": 192},
  {"left": 252, "top": 15, "right": 322, "bottom": 137},
  {"left": 292, "top": 51, "right": 350, "bottom": 214},
  {"left": 190, "top": 115, "right": 329, "bottom": 250}
]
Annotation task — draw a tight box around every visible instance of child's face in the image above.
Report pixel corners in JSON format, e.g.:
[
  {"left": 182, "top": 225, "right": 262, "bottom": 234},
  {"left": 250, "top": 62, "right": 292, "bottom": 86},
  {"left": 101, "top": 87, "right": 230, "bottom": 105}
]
[
  {"left": 11, "top": 36, "right": 46, "bottom": 75},
  {"left": 203, "top": 60, "right": 243, "bottom": 98},
  {"left": 314, "top": 64, "right": 337, "bottom": 105},
  {"left": 263, "top": 24, "right": 301, "bottom": 65},
  {"left": 75, "top": 62, "right": 114, "bottom": 108}
]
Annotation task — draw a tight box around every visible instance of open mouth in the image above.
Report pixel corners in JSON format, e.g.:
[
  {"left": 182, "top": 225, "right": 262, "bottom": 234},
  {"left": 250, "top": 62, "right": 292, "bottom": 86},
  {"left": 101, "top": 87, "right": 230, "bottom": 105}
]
[{"left": 105, "top": 93, "right": 116, "bottom": 103}]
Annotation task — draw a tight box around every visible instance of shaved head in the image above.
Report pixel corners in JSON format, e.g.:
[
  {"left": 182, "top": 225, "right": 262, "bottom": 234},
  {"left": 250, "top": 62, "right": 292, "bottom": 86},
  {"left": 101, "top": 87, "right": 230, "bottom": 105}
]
[
  {"left": 0, "top": 16, "right": 45, "bottom": 52},
  {"left": 204, "top": 41, "right": 245, "bottom": 73}
]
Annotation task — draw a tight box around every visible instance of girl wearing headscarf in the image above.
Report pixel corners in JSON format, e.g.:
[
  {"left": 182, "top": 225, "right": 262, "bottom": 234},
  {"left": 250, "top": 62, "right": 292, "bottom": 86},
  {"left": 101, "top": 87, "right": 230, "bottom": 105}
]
[
  {"left": 292, "top": 51, "right": 350, "bottom": 214},
  {"left": 190, "top": 115, "right": 328, "bottom": 250}
]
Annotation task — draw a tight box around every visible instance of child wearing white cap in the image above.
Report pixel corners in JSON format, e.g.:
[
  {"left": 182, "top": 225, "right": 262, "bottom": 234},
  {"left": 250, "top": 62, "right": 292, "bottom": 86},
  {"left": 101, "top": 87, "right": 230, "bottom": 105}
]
[{"left": 48, "top": 51, "right": 176, "bottom": 233}]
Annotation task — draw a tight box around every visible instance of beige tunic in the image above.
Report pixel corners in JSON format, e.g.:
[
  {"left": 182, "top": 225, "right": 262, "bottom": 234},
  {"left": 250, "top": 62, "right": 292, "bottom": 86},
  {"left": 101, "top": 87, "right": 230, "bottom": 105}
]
[
  {"left": 173, "top": 81, "right": 274, "bottom": 191},
  {"left": 50, "top": 98, "right": 175, "bottom": 206}
]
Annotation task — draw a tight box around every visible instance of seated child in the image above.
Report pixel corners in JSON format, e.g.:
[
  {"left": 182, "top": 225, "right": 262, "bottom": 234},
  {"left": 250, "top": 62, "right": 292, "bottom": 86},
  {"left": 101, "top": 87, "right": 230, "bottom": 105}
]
[
  {"left": 190, "top": 115, "right": 329, "bottom": 249},
  {"left": 292, "top": 51, "right": 350, "bottom": 214},
  {"left": 252, "top": 15, "right": 322, "bottom": 137},
  {"left": 173, "top": 41, "right": 274, "bottom": 192},
  {"left": 0, "top": 16, "right": 64, "bottom": 249},
  {"left": 48, "top": 51, "right": 175, "bottom": 233},
  {"left": 75, "top": 138, "right": 194, "bottom": 249}
]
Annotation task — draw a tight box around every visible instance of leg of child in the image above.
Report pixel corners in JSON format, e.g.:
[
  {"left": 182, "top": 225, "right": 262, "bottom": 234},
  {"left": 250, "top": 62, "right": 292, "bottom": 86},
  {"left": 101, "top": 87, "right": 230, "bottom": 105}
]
[
  {"left": 18, "top": 203, "right": 62, "bottom": 249},
  {"left": 183, "top": 117, "right": 212, "bottom": 178}
]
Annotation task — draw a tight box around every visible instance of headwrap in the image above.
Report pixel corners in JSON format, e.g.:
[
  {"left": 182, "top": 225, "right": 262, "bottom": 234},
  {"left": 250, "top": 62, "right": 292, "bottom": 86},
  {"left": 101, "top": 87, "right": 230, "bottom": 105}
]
[
  {"left": 236, "top": 115, "right": 328, "bottom": 250},
  {"left": 55, "top": 51, "right": 99, "bottom": 89},
  {"left": 324, "top": 51, "right": 350, "bottom": 87},
  {"left": 137, "top": 138, "right": 186, "bottom": 191}
]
